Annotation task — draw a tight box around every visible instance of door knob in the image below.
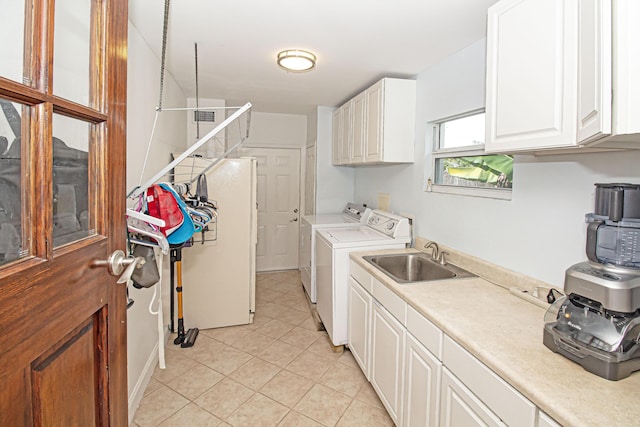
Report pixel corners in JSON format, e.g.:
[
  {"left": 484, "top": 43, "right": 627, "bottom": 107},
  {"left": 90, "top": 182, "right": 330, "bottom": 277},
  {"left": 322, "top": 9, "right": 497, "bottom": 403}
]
[
  {"left": 290, "top": 217, "right": 298, "bottom": 222},
  {"left": 92, "top": 249, "right": 145, "bottom": 284},
  {"left": 293, "top": 208, "right": 298, "bottom": 213}
]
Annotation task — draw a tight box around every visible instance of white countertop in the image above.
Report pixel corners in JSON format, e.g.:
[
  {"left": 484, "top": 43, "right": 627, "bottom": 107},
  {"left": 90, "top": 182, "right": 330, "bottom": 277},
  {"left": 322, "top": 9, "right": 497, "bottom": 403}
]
[{"left": 350, "top": 244, "right": 640, "bottom": 427}]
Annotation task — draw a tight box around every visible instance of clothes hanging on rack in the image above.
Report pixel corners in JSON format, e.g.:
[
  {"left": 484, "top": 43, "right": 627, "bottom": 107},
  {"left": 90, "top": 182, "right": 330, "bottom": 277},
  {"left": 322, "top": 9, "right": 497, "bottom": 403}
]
[
  {"left": 146, "top": 184, "right": 185, "bottom": 237},
  {"left": 130, "top": 245, "right": 161, "bottom": 289},
  {"left": 127, "top": 217, "right": 169, "bottom": 254},
  {"left": 123, "top": 0, "right": 251, "bottom": 361},
  {"left": 123, "top": 59, "right": 251, "bottom": 359},
  {"left": 129, "top": 182, "right": 216, "bottom": 248},
  {"left": 124, "top": 212, "right": 169, "bottom": 370},
  {"left": 157, "top": 183, "right": 195, "bottom": 245}
]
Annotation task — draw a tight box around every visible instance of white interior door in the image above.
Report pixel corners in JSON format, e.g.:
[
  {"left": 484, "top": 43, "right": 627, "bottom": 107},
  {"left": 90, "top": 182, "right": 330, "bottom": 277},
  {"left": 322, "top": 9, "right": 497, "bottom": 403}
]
[
  {"left": 304, "top": 142, "right": 316, "bottom": 215},
  {"left": 241, "top": 147, "right": 300, "bottom": 271}
]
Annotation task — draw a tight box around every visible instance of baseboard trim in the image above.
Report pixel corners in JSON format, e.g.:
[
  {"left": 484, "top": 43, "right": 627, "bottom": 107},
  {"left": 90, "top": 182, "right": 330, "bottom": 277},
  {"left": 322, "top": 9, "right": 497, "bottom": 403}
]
[
  {"left": 128, "top": 341, "right": 159, "bottom": 425},
  {"left": 128, "top": 325, "right": 171, "bottom": 424}
]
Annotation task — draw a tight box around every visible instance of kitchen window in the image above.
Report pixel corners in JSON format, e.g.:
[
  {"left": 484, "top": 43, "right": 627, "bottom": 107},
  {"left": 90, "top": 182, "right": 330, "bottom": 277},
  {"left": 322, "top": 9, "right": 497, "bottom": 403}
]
[{"left": 429, "top": 110, "right": 513, "bottom": 199}]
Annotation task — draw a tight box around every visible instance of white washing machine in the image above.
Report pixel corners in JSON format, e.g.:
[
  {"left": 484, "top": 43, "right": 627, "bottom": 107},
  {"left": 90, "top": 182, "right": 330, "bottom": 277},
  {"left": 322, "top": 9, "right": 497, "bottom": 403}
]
[
  {"left": 315, "top": 210, "right": 411, "bottom": 346},
  {"left": 299, "top": 203, "right": 371, "bottom": 303}
]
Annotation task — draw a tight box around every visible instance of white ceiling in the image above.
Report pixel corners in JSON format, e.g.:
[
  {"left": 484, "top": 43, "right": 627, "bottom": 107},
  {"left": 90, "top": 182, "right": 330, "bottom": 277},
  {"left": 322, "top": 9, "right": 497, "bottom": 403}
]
[{"left": 129, "top": 0, "right": 498, "bottom": 115}]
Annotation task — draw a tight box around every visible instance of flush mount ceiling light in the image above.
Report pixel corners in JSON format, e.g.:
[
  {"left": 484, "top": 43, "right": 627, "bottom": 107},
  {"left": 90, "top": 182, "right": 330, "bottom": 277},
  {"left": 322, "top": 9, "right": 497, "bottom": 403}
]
[{"left": 277, "top": 49, "right": 316, "bottom": 72}]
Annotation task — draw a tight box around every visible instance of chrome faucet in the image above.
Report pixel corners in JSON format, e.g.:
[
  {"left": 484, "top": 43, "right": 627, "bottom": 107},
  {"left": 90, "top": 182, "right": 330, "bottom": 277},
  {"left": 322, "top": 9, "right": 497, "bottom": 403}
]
[{"left": 424, "top": 241, "right": 439, "bottom": 261}]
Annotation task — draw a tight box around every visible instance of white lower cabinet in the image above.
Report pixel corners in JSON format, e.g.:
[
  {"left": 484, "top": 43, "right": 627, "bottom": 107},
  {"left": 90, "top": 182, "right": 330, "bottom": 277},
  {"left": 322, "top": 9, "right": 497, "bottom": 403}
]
[
  {"left": 443, "top": 337, "right": 536, "bottom": 427},
  {"left": 440, "top": 368, "right": 506, "bottom": 427},
  {"left": 371, "top": 301, "right": 406, "bottom": 426},
  {"left": 348, "top": 277, "right": 372, "bottom": 379},
  {"left": 348, "top": 262, "right": 560, "bottom": 427},
  {"left": 404, "top": 333, "right": 441, "bottom": 427}
]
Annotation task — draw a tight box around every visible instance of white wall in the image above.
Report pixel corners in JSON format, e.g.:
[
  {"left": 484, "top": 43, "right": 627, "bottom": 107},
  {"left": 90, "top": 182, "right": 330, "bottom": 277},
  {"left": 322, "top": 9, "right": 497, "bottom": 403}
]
[
  {"left": 244, "top": 112, "right": 307, "bottom": 147},
  {"left": 0, "top": 2, "right": 24, "bottom": 82},
  {"left": 126, "top": 20, "right": 187, "bottom": 421},
  {"left": 302, "top": 106, "right": 356, "bottom": 216},
  {"left": 186, "top": 97, "right": 225, "bottom": 156},
  {"left": 314, "top": 106, "right": 355, "bottom": 214},
  {"left": 353, "top": 39, "right": 640, "bottom": 288}
]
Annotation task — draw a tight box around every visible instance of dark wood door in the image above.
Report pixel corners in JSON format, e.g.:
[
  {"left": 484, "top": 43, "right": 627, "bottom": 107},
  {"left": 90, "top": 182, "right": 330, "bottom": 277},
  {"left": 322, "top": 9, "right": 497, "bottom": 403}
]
[{"left": 0, "top": 0, "right": 128, "bottom": 425}]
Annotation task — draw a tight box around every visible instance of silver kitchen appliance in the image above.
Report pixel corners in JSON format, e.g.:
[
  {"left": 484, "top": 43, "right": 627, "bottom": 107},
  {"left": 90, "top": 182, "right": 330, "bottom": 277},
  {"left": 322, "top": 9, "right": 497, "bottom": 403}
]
[
  {"left": 543, "top": 183, "right": 640, "bottom": 380},
  {"left": 586, "top": 183, "right": 640, "bottom": 267}
]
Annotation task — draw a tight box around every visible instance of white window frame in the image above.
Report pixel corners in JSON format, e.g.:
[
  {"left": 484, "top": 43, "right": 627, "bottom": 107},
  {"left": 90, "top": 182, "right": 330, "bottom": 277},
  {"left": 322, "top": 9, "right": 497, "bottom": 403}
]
[{"left": 427, "top": 109, "right": 512, "bottom": 200}]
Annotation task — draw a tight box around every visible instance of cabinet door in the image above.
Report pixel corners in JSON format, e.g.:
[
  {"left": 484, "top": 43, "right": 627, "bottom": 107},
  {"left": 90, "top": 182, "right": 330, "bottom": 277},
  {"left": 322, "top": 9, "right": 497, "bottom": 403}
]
[
  {"left": 341, "top": 101, "right": 353, "bottom": 164},
  {"left": 332, "top": 108, "right": 342, "bottom": 165},
  {"left": 576, "top": 0, "right": 612, "bottom": 144},
  {"left": 315, "top": 235, "right": 334, "bottom": 339},
  {"left": 365, "top": 80, "right": 384, "bottom": 162},
  {"left": 485, "top": 0, "right": 578, "bottom": 152},
  {"left": 348, "top": 277, "right": 372, "bottom": 379},
  {"left": 538, "top": 411, "right": 561, "bottom": 427},
  {"left": 440, "top": 368, "right": 505, "bottom": 427},
  {"left": 612, "top": 0, "right": 640, "bottom": 136},
  {"left": 443, "top": 337, "right": 536, "bottom": 426},
  {"left": 371, "top": 301, "right": 405, "bottom": 425},
  {"left": 352, "top": 92, "right": 366, "bottom": 163},
  {"left": 404, "top": 333, "right": 442, "bottom": 427},
  {"left": 304, "top": 144, "right": 316, "bottom": 216},
  {"left": 299, "top": 219, "right": 311, "bottom": 288}
]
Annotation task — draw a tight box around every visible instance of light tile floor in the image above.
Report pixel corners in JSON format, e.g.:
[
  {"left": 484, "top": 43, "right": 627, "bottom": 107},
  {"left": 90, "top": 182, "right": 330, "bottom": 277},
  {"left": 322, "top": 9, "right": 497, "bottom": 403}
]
[{"left": 131, "top": 270, "right": 393, "bottom": 427}]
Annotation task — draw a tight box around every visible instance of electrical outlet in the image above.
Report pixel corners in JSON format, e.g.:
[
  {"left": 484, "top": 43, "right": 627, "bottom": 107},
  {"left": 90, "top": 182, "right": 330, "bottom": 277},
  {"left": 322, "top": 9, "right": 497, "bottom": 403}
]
[{"left": 377, "top": 193, "right": 390, "bottom": 211}]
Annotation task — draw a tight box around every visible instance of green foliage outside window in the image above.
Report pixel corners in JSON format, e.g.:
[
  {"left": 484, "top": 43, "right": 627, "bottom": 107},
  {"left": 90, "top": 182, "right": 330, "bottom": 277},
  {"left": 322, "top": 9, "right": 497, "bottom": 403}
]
[{"left": 438, "top": 154, "right": 513, "bottom": 188}]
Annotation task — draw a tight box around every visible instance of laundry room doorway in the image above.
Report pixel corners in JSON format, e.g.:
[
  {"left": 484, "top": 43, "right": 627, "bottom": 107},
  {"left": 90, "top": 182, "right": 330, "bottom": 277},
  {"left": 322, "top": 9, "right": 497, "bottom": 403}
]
[{"left": 241, "top": 147, "right": 300, "bottom": 271}]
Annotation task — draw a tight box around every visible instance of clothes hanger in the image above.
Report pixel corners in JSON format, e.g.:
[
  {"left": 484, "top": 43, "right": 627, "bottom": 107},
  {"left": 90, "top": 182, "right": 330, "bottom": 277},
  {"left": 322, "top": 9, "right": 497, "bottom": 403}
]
[
  {"left": 129, "top": 237, "right": 163, "bottom": 251},
  {"left": 127, "top": 208, "right": 166, "bottom": 228},
  {"left": 127, "top": 217, "right": 169, "bottom": 254}
]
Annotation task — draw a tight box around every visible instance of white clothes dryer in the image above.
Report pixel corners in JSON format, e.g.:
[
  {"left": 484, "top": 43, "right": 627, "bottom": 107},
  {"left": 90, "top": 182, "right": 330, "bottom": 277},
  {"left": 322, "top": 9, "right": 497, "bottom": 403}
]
[
  {"left": 300, "top": 203, "right": 371, "bottom": 303},
  {"left": 315, "top": 210, "right": 411, "bottom": 346}
]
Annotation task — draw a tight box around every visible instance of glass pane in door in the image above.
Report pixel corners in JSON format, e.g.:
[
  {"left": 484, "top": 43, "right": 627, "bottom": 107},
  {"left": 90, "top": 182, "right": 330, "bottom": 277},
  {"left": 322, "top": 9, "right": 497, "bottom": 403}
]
[
  {"left": 0, "top": 0, "right": 27, "bottom": 83},
  {"left": 52, "top": 114, "right": 93, "bottom": 247},
  {"left": 53, "top": 0, "right": 93, "bottom": 107},
  {"left": 0, "top": 98, "right": 30, "bottom": 266}
]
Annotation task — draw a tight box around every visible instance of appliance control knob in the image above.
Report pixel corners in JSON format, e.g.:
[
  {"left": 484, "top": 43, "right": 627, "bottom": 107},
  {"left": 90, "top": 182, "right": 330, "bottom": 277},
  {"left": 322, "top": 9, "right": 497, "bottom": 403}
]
[{"left": 387, "top": 222, "right": 395, "bottom": 230}]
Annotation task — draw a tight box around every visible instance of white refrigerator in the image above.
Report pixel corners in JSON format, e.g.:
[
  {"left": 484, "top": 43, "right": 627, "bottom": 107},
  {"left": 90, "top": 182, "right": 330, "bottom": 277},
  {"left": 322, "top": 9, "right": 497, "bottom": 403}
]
[{"left": 179, "top": 157, "right": 257, "bottom": 329}]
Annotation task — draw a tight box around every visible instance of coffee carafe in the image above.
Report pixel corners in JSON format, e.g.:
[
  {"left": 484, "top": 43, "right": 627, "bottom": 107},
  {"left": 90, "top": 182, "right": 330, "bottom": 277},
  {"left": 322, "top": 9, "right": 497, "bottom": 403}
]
[{"left": 586, "top": 183, "right": 640, "bottom": 268}]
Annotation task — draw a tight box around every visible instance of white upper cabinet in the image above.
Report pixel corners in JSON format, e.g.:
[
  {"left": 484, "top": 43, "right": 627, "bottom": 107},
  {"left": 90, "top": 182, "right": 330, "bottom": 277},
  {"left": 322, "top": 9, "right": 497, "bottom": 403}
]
[
  {"left": 364, "top": 80, "right": 384, "bottom": 163},
  {"left": 485, "top": 0, "right": 578, "bottom": 152},
  {"left": 352, "top": 92, "right": 366, "bottom": 163},
  {"left": 485, "top": 0, "right": 640, "bottom": 153},
  {"left": 332, "top": 78, "right": 416, "bottom": 165},
  {"left": 577, "top": 0, "right": 612, "bottom": 144},
  {"left": 340, "top": 100, "right": 353, "bottom": 163},
  {"left": 610, "top": 0, "right": 640, "bottom": 141}
]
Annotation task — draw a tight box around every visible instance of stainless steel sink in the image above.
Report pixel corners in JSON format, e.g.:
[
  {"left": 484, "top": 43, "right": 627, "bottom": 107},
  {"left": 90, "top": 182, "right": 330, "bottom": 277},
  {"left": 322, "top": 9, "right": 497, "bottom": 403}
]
[{"left": 363, "top": 253, "right": 476, "bottom": 284}]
